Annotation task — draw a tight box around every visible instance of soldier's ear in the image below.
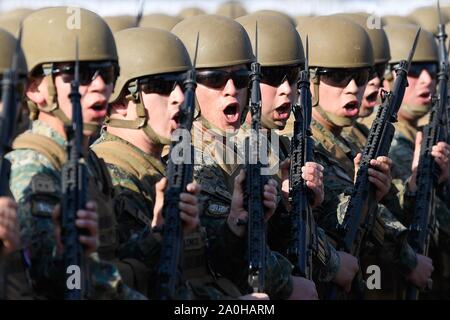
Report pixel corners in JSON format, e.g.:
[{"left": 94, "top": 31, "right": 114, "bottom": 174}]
[
  {"left": 25, "top": 77, "right": 47, "bottom": 106},
  {"left": 109, "top": 100, "right": 129, "bottom": 118}
]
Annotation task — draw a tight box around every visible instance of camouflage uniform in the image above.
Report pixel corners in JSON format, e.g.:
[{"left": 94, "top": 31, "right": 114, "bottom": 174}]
[
  {"left": 92, "top": 130, "right": 248, "bottom": 300},
  {"left": 311, "top": 119, "right": 418, "bottom": 298},
  {"left": 6, "top": 120, "right": 145, "bottom": 299},
  {"left": 389, "top": 118, "right": 450, "bottom": 299},
  {"left": 238, "top": 122, "right": 340, "bottom": 283},
  {"left": 192, "top": 118, "right": 295, "bottom": 299}
]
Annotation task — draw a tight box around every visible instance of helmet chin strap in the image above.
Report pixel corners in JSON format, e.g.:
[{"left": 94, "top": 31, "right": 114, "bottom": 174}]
[
  {"left": 105, "top": 80, "right": 171, "bottom": 146},
  {"left": 311, "top": 71, "right": 357, "bottom": 128}
]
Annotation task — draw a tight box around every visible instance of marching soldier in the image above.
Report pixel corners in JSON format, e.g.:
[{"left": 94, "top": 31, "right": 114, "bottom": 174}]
[
  {"left": 92, "top": 27, "right": 262, "bottom": 300},
  {"left": 172, "top": 14, "right": 308, "bottom": 299},
  {"left": 6, "top": 7, "right": 145, "bottom": 299}
]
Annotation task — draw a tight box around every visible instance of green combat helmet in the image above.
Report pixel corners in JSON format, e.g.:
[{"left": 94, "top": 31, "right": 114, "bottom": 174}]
[
  {"left": 178, "top": 7, "right": 206, "bottom": 20},
  {"left": 295, "top": 15, "right": 314, "bottom": 27},
  {"left": 252, "top": 9, "right": 296, "bottom": 26},
  {"left": 236, "top": 13, "right": 304, "bottom": 129},
  {"left": 334, "top": 13, "right": 391, "bottom": 65},
  {"left": 103, "top": 15, "right": 136, "bottom": 33},
  {"left": 107, "top": 27, "right": 192, "bottom": 145},
  {"left": 172, "top": 14, "right": 254, "bottom": 127},
  {"left": 0, "top": 8, "right": 33, "bottom": 35},
  {"left": 21, "top": 6, "right": 118, "bottom": 132},
  {"left": 139, "top": 13, "right": 182, "bottom": 31},
  {"left": 385, "top": 24, "right": 438, "bottom": 119},
  {"left": 0, "top": 27, "right": 29, "bottom": 137},
  {"left": 236, "top": 14, "right": 304, "bottom": 67},
  {"left": 408, "top": 6, "right": 449, "bottom": 35},
  {"left": 299, "top": 15, "right": 374, "bottom": 127},
  {"left": 172, "top": 14, "right": 254, "bottom": 69},
  {"left": 0, "top": 28, "right": 27, "bottom": 77},
  {"left": 216, "top": 1, "right": 247, "bottom": 19},
  {"left": 381, "top": 15, "right": 416, "bottom": 27}
]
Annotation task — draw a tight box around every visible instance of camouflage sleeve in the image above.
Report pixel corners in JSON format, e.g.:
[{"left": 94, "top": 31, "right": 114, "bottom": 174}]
[
  {"left": 193, "top": 159, "right": 294, "bottom": 299},
  {"left": 376, "top": 204, "right": 418, "bottom": 272},
  {"left": 312, "top": 151, "right": 353, "bottom": 237},
  {"left": 389, "top": 134, "right": 414, "bottom": 183},
  {"left": 6, "top": 149, "right": 65, "bottom": 297},
  {"left": 106, "top": 164, "right": 162, "bottom": 270},
  {"left": 88, "top": 253, "right": 147, "bottom": 300},
  {"left": 316, "top": 227, "right": 340, "bottom": 283}
]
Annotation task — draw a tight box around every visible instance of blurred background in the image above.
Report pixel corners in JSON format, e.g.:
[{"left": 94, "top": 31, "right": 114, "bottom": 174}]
[{"left": 0, "top": 0, "right": 449, "bottom": 17}]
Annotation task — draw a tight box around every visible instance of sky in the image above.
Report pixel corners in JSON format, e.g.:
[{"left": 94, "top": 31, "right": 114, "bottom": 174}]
[{"left": 0, "top": 0, "right": 448, "bottom": 17}]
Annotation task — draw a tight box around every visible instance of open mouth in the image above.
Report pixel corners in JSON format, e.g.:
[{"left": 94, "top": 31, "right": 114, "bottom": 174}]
[
  {"left": 170, "top": 112, "right": 180, "bottom": 130},
  {"left": 365, "top": 91, "right": 378, "bottom": 104},
  {"left": 91, "top": 103, "right": 106, "bottom": 111},
  {"left": 343, "top": 100, "right": 359, "bottom": 116},
  {"left": 223, "top": 102, "right": 240, "bottom": 123},
  {"left": 418, "top": 92, "right": 431, "bottom": 99},
  {"left": 273, "top": 103, "right": 291, "bottom": 120}
]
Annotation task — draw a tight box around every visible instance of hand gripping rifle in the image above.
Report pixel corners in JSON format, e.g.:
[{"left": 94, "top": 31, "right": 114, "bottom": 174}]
[
  {"left": 60, "top": 39, "right": 89, "bottom": 300},
  {"left": 325, "top": 29, "right": 421, "bottom": 300},
  {"left": 244, "top": 23, "right": 267, "bottom": 293},
  {"left": 155, "top": 34, "right": 199, "bottom": 300},
  {"left": 287, "top": 38, "right": 317, "bottom": 280},
  {"left": 406, "top": 3, "right": 449, "bottom": 299}
]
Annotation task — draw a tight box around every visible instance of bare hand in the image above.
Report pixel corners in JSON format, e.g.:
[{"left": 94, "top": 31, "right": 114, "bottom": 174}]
[
  {"left": 406, "top": 254, "right": 434, "bottom": 290},
  {"left": 228, "top": 169, "right": 278, "bottom": 238},
  {"left": 409, "top": 132, "right": 450, "bottom": 191},
  {"left": 52, "top": 201, "right": 99, "bottom": 256},
  {"left": 332, "top": 251, "right": 359, "bottom": 293},
  {"left": 152, "top": 178, "right": 201, "bottom": 236},
  {"left": 354, "top": 153, "right": 392, "bottom": 201},
  {"left": 281, "top": 159, "right": 324, "bottom": 209},
  {"left": 288, "top": 276, "right": 319, "bottom": 300},
  {"left": 0, "top": 197, "right": 20, "bottom": 256}
]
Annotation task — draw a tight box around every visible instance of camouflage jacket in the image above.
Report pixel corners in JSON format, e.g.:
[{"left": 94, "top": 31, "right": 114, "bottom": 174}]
[
  {"left": 390, "top": 118, "right": 450, "bottom": 236},
  {"left": 6, "top": 120, "right": 146, "bottom": 299},
  {"left": 92, "top": 131, "right": 163, "bottom": 269},
  {"left": 92, "top": 130, "right": 249, "bottom": 300},
  {"left": 238, "top": 122, "right": 340, "bottom": 283},
  {"left": 192, "top": 118, "right": 294, "bottom": 299},
  {"left": 311, "top": 120, "right": 418, "bottom": 272}
]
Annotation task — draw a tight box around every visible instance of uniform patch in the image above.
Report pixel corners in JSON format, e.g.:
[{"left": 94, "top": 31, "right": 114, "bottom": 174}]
[
  {"left": 31, "top": 174, "right": 57, "bottom": 194},
  {"left": 206, "top": 203, "right": 229, "bottom": 217}
]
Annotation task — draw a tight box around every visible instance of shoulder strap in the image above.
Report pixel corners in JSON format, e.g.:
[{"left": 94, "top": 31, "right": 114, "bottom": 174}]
[
  {"left": 92, "top": 140, "right": 165, "bottom": 179},
  {"left": 12, "top": 132, "right": 66, "bottom": 171}
]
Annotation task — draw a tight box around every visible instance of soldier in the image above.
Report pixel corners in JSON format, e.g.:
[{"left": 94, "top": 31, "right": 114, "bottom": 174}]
[
  {"left": 385, "top": 24, "right": 450, "bottom": 298},
  {"left": 297, "top": 15, "right": 398, "bottom": 299},
  {"left": 173, "top": 14, "right": 321, "bottom": 300},
  {"left": 91, "top": 27, "right": 253, "bottom": 300},
  {"left": 5, "top": 7, "right": 145, "bottom": 299},
  {"left": 333, "top": 14, "right": 436, "bottom": 300},
  {"left": 236, "top": 13, "right": 363, "bottom": 298}
]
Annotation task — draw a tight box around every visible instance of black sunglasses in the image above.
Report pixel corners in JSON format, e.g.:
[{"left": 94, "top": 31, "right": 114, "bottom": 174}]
[
  {"left": 196, "top": 69, "right": 250, "bottom": 89},
  {"left": 318, "top": 67, "right": 370, "bottom": 87},
  {"left": 139, "top": 72, "right": 186, "bottom": 96},
  {"left": 369, "top": 63, "right": 388, "bottom": 81},
  {"left": 261, "top": 65, "right": 301, "bottom": 87},
  {"left": 407, "top": 62, "right": 438, "bottom": 79},
  {"left": 42, "top": 61, "right": 119, "bottom": 85}
]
